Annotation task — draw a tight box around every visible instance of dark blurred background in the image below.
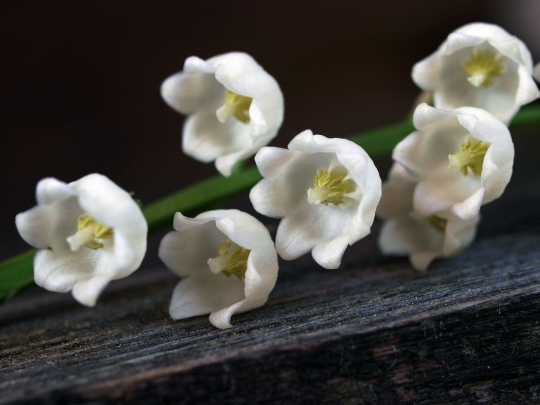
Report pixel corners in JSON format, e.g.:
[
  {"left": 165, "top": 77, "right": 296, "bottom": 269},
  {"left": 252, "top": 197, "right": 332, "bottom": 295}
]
[{"left": 1, "top": 0, "right": 539, "bottom": 262}]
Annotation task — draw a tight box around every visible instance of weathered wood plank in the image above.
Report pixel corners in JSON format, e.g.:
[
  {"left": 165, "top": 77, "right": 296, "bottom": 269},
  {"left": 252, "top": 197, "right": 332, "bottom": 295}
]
[{"left": 1, "top": 170, "right": 540, "bottom": 404}]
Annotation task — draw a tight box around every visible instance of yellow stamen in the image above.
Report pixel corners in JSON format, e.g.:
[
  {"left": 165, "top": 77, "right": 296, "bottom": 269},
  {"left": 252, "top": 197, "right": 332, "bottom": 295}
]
[
  {"left": 207, "top": 240, "right": 250, "bottom": 280},
  {"left": 462, "top": 51, "right": 505, "bottom": 88},
  {"left": 448, "top": 137, "right": 490, "bottom": 177},
  {"left": 69, "top": 214, "right": 114, "bottom": 251},
  {"left": 216, "top": 90, "right": 253, "bottom": 124},
  {"left": 307, "top": 169, "right": 353, "bottom": 206},
  {"left": 425, "top": 215, "right": 447, "bottom": 233},
  {"left": 410, "top": 212, "right": 447, "bottom": 233}
]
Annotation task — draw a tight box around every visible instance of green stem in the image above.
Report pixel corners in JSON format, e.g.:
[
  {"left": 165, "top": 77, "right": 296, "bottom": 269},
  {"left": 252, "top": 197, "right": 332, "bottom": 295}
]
[
  {"left": 1, "top": 105, "right": 539, "bottom": 303},
  {"left": 0, "top": 250, "right": 37, "bottom": 303}
]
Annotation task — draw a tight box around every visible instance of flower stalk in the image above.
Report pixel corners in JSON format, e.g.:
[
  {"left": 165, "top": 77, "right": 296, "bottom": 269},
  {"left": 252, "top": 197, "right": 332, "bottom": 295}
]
[{"left": 1, "top": 105, "right": 540, "bottom": 303}]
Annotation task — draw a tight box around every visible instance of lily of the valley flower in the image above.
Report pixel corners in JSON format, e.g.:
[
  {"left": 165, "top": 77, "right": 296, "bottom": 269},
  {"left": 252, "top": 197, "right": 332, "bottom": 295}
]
[
  {"left": 412, "top": 22, "right": 539, "bottom": 124},
  {"left": 159, "top": 209, "right": 278, "bottom": 329},
  {"left": 534, "top": 63, "right": 540, "bottom": 83},
  {"left": 15, "top": 174, "right": 147, "bottom": 307},
  {"left": 377, "top": 163, "right": 479, "bottom": 271},
  {"left": 161, "top": 52, "right": 284, "bottom": 177},
  {"left": 249, "top": 130, "right": 381, "bottom": 269},
  {"left": 393, "top": 103, "right": 514, "bottom": 221}
]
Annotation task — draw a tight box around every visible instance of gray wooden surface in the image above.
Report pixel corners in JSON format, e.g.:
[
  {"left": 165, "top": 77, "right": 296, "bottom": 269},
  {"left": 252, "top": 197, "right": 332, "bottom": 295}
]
[{"left": 1, "top": 141, "right": 540, "bottom": 404}]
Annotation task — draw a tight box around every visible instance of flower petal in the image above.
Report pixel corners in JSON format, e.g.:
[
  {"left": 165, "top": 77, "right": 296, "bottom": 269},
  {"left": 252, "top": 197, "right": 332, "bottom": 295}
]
[
  {"left": 377, "top": 164, "right": 479, "bottom": 272},
  {"left": 36, "top": 177, "right": 78, "bottom": 206},
  {"left": 17, "top": 174, "right": 147, "bottom": 306},
  {"left": 312, "top": 235, "right": 349, "bottom": 269},
  {"left": 16, "top": 206, "right": 58, "bottom": 250},
  {"left": 34, "top": 248, "right": 112, "bottom": 294},
  {"left": 170, "top": 275, "right": 245, "bottom": 321},
  {"left": 410, "top": 252, "right": 439, "bottom": 272},
  {"left": 411, "top": 22, "right": 539, "bottom": 123},
  {"left": 162, "top": 52, "right": 284, "bottom": 177},
  {"left": 16, "top": 196, "right": 83, "bottom": 251},
  {"left": 160, "top": 216, "right": 222, "bottom": 277},
  {"left": 161, "top": 209, "right": 278, "bottom": 329},
  {"left": 413, "top": 172, "right": 481, "bottom": 218},
  {"left": 534, "top": 63, "right": 540, "bottom": 82},
  {"left": 160, "top": 71, "right": 223, "bottom": 115},
  {"left": 209, "top": 299, "right": 246, "bottom": 329},
  {"left": 72, "top": 275, "right": 113, "bottom": 307},
  {"left": 252, "top": 130, "right": 381, "bottom": 269}
]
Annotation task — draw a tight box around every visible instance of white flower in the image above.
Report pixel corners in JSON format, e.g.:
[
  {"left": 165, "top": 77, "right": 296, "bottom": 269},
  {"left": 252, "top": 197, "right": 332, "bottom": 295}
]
[
  {"left": 161, "top": 52, "right": 284, "bottom": 177},
  {"left": 249, "top": 130, "right": 381, "bottom": 269},
  {"left": 534, "top": 63, "right": 540, "bottom": 83},
  {"left": 15, "top": 174, "right": 147, "bottom": 307},
  {"left": 393, "top": 103, "right": 513, "bottom": 221},
  {"left": 412, "top": 22, "right": 539, "bottom": 124},
  {"left": 377, "top": 163, "right": 479, "bottom": 271},
  {"left": 159, "top": 209, "right": 278, "bottom": 329}
]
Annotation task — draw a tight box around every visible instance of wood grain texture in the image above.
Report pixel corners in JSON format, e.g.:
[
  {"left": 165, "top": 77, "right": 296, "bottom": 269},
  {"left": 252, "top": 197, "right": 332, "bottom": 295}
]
[{"left": 1, "top": 172, "right": 540, "bottom": 404}]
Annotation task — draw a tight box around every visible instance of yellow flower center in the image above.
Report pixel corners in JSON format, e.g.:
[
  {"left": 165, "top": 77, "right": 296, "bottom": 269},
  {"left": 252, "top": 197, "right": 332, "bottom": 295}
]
[
  {"left": 207, "top": 239, "right": 250, "bottom": 280},
  {"left": 410, "top": 213, "right": 447, "bottom": 233},
  {"left": 462, "top": 51, "right": 505, "bottom": 88},
  {"left": 216, "top": 90, "right": 253, "bottom": 124},
  {"left": 67, "top": 214, "right": 114, "bottom": 251},
  {"left": 448, "top": 137, "right": 490, "bottom": 177},
  {"left": 425, "top": 215, "right": 447, "bottom": 233},
  {"left": 307, "top": 168, "right": 354, "bottom": 207}
]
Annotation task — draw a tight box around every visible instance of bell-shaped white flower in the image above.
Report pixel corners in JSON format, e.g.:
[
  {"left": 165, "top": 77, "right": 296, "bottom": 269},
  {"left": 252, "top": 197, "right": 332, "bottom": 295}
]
[
  {"left": 249, "top": 130, "right": 382, "bottom": 269},
  {"left": 377, "top": 163, "right": 479, "bottom": 271},
  {"left": 159, "top": 209, "right": 278, "bottom": 329},
  {"left": 161, "top": 52, "right": 284, "bottom": 177},
  {"left": 534, "top": 63, "right": 540, "bottom": 83},
  {"left": 15, "top": 174, "right": 148, "bottom": 307},
  {"left": 393, "top": 103, "right": 513, "bottom": 222},
  {"left": 412, "top": 22, "right": 539, "bottom": 124}
]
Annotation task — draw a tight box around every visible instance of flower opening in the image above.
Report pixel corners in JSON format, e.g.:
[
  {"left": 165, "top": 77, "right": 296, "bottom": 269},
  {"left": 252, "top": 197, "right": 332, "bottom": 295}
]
[
  {"left": 216, "top": 90, "right": 253, "bottom": 124},
  {"left": 412, "top": 23, "right": 540, "bottom": 124},
  {"left": 426, "top": 215, "right": 448, "bottom": 233},
  {"left": 15, "top": 174, "right": 147, "bottom": 307},
  {"left": 251, "top": 131, "right": 381, "bottom": 269},
  {"left": 377, "top": 163, "right": 480, "bottom": 272},
  {"left": 161, "top": 53, "right": 284, "bottom": 176},
  {"left": 448, "top": 137, "right": 490, "bottom": 177},
  {"left": 307, "top": 168, "right": 353, "bottom": 206},
  {"left": 160, "top": 210, "right": 278, "bottom": 329},
  {"left": 67, "top": 214, "right": 114, "bottom": 251},
  {"left": 462, "top": 51, "right": 505, "bottom": 88},
  {"left": 410, "top": 212, "right": 448, "bottom": 233},
  {"left": 207, "top": 239, "right": 250, "bottom": 280}
]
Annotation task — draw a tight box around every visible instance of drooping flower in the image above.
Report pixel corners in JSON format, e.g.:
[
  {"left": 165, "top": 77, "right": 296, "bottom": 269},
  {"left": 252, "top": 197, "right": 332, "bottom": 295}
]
[
  {"left": 412, "top": 22, "right": 539, "bottom": 124},
  {"left": 15, "top": 174, "right": 147, "bottom": 307},
  {"left": 249, "top": 130, "right": 381, "bottom": 269},
  {"left": 534, "top": 63, "right": 540, "bottom": 83},
  {"left": 159, "top": 209, "right": 278, "bottom": 329},
  {"left": 393, "top": 103, "right": 513, "bottom": 221},
  {"left": 377, "top": 163, "right": 479, "bottom": 271},
  {"left": 161, "top": 52, "right": 284, "bottom": 177}
]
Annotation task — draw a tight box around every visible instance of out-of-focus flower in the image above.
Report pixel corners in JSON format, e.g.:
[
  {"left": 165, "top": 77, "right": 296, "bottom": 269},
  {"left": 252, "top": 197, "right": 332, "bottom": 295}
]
[
  {"left": 534, "top": 63, "right": 540, "bottom": 83},
  {"left": 161, "top": 52, "right": 284, "bottom": 177},
  {"left": 159, "top": 209, "right": 278, "bottom": 329},
  {"left": 249, "top": 130, "right": 381, "bottom": 269},
  {"left": 15, "top": 174, "right": 147, "bottom": 307},
  {"left": 377, "top": 163, "right": 479, "bottom": 271},
  {"left": 412, "top": 22, "right": 539, "bottom": 124},
  {"left": 393, "top": 103, "right": 513, "bottom": 221}
]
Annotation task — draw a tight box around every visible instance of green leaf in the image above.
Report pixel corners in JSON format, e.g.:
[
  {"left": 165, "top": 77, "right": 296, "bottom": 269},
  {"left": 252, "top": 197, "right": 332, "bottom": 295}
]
[
  {"left": 143, "top": 167, "right": 262, "bottom": 234},
  {"left": 133, "top": 198, "right": 144, "bottom": 211},
  {"left": 0, "top": 249, "right": 36, "bottom": 304}
]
